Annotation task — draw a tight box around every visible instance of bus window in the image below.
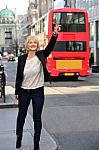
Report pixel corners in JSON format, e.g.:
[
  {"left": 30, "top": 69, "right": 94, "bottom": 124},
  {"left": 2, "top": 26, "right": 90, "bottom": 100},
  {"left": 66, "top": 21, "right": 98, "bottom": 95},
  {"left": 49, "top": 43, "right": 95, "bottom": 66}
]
[
  {"left": 53, "top": 41, "right": 86, "bottom": 52},
  {"left": 52, "top": 12, "right": 86, "bottom": 32}
]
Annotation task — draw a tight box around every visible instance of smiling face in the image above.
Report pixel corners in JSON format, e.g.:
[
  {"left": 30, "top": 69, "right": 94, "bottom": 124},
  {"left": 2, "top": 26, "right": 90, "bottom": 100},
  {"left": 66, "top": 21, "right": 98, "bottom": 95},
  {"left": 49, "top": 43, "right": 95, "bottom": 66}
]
[
  {"left": 27, "top": 39, "right": 38, "bottom": 51},
  {"left": 25, "top": 36, "right": 39, "bottom": 52}
]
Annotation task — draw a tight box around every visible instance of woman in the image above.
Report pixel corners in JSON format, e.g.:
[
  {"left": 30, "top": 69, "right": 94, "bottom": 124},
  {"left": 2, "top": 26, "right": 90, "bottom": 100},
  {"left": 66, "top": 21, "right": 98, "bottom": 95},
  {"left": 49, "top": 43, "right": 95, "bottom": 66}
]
[{"left": 15, "top": 25, "right": 59, "bottom": 150}]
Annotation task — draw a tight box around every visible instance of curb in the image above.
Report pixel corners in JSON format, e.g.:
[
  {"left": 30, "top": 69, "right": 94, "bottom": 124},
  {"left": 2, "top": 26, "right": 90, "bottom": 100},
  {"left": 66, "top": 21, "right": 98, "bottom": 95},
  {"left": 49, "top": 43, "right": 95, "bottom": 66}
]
[
  {"left": 0, "top": 102, "right": 58, "bottom": 150},
  {"left": 91, "top": 73, "right": 99, "bottom": 77},
  {"left": 0, "top": 86, "right": 58, "bottom": 149},
  {"left": 27, "top": 111, "right": 58, "bottom": 150},
  {"left": 0, "top": 103, "right": 18, "bottom": 108}
]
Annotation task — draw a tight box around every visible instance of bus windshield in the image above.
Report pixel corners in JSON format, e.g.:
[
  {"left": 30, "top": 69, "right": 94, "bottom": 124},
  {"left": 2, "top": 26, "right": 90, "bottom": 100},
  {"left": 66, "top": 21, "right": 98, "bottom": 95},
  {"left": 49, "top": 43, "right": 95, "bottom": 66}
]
[{"left": 52, "top": 12, "right": 86, "bottom": 32}]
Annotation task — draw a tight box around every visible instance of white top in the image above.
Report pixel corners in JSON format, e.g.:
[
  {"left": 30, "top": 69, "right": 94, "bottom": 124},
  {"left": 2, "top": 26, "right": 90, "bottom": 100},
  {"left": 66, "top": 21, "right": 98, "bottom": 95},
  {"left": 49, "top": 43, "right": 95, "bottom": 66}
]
[{"left": 21, "top": 55, "right": 44, "bottom": 89}]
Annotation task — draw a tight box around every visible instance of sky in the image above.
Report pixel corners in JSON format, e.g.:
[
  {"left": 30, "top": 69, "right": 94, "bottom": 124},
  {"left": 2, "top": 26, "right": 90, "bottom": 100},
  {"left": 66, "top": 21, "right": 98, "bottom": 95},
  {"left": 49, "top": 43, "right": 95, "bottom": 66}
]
[{"left": 0, "top": 0, "right": 29, "bottom": 15}]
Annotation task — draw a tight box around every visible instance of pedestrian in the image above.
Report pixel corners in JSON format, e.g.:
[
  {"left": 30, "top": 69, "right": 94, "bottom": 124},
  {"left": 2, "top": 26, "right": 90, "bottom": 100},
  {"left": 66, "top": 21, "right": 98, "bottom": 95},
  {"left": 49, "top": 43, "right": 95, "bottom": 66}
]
[{"left": 15, "top": 24, "right": 59, "bottom": 150}]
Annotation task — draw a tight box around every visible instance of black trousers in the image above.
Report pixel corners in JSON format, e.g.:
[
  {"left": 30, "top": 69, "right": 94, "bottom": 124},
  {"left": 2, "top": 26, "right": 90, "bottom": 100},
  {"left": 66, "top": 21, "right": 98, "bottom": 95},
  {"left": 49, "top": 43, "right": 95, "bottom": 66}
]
[{"left": 16, "top": 86, "right": 44, "bottom": 142}]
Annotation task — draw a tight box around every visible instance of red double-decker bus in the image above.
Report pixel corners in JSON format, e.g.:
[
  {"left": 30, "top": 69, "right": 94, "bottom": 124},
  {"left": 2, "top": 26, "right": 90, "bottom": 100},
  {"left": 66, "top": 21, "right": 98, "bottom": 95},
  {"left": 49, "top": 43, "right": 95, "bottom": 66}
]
[{"left": 31, "top": 8, "right": 90, "bottom": 79}]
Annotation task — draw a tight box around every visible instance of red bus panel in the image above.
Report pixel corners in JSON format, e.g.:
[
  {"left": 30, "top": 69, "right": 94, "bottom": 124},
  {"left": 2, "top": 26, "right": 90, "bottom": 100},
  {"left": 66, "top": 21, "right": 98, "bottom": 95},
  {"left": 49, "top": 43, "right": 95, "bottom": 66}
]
[{"left": 46, "top": 8, "right": 90, "bottom": 78}]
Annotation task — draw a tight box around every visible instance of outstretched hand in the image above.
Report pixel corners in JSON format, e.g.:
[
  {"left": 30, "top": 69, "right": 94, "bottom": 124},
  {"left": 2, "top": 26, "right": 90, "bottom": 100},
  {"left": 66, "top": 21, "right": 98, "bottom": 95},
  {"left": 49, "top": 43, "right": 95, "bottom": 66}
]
[{"left": 54, "top": 24, "right": 59, "bottom": 34}]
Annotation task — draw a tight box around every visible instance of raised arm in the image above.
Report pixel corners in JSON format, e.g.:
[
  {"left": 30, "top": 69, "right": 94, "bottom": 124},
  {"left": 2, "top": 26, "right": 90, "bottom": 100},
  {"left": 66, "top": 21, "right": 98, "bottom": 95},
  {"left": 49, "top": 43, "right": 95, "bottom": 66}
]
[{"left": 43, "top": 24, "right": 59, "bottom": 58}]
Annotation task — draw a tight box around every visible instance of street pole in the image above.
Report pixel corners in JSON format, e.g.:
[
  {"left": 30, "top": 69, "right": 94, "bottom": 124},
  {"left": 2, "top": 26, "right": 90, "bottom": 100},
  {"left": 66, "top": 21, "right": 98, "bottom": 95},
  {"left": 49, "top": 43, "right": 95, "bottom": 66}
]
[
  {"left": 15, "top": 8, "right": 18, "bottom": 57},
  {"left": 52, "top": 0, "right": 56, "bottom": 9},
  {"left": 64, "top": 0, "right": 67, "bottom": 7}
]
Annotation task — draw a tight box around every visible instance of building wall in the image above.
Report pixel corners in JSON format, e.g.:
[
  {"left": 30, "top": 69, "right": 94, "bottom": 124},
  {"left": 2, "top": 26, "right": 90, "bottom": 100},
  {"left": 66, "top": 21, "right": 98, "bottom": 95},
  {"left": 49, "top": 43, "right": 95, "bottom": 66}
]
[
  {"left": 67, "top": 0, "right": 76, "bottom": 8},
  {"left": 37, "top": 0, "right": 53, "bottom": 17},
  {"left": 0, "top": 24, "right": 16, "bottom": 55},
  {"left": 18, "top": 15, "right": 28, "bottom": 48},
  {"left": 76, "top": 0, "right": 99, "bottom": 22},
  {"left": 76, "top": 0, "right": 99, "bottom": 65},
  {"left": 54, "top": 0, "right": 65, "bottom": 9},
  {"left": 53, "top": 0, "right": 76, "bottom": 9},
  {"left": 27, "top": 2, "right": 38, "bottom": 35}
]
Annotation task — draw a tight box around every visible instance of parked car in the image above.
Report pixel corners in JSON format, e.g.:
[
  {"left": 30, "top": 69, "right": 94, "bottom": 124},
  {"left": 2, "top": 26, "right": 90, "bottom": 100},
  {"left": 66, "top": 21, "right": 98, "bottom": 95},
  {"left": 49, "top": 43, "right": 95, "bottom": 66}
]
[{"left": 7, "top": 54, "right": 15, "bottom": 61}]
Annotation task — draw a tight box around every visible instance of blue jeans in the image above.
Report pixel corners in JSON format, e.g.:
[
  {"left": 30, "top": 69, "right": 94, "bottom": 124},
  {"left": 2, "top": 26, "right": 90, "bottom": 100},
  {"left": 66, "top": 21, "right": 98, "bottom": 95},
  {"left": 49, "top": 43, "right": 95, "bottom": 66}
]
[{"left": 16, "top": 86, "right": 44, "bottom": 142}]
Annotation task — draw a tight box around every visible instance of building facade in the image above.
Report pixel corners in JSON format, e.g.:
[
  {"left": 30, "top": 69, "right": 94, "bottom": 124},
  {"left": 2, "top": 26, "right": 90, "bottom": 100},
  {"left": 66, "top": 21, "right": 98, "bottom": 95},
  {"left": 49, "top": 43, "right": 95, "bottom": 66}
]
[
  {"left": 76, "top": 0, "right": 99, "bottom": 65},
  {"left": 37, "top": 0, "right": 53, "bottom": 17},
  {"left": 53, "top": 0, "right": 76, "bottom": 9},
  {"left": 27, "top": 1, "right": 38, "bottom": 35},
  {"left": 0, "top": 6, "right": 16, "bottom": 56},
  {"left": 17, "top": 14, "right": 28, "bottom": 55}
]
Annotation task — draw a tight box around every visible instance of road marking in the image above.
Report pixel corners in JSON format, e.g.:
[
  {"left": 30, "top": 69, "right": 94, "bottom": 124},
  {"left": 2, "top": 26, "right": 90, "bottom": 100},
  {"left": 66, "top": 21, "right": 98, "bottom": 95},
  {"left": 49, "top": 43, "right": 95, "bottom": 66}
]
[
  {"left": 5, "top": 86, "right": 15, "bottom": 95},
  {"left": 45, "top": 86, "right": 99, "bottom": 95},
  {"left": 5, "top": 73, "right": 8, "bottom": 77},
  {"left": 3, "top": 64, "right": 7, "bottom": 67}
]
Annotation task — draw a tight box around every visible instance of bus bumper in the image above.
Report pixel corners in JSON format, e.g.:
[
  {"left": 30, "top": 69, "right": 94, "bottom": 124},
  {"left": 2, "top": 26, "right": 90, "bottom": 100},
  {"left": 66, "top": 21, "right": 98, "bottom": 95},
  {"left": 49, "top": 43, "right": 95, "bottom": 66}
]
[{"left": 49, "top": 69, "right": 90, "bottom": 77}]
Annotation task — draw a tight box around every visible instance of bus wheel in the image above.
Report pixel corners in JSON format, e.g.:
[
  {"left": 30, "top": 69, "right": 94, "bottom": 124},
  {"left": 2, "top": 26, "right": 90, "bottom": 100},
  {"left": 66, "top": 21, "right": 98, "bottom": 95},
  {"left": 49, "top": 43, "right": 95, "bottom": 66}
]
[
  {"left": 51, "top": 76, "right": 57, "bottom": 81},
  {"left": 67, "top": 76, "right": 79, "bottom": 80},
  {"left": 73, "top": 76, "right": 79, "bottom": 80}
]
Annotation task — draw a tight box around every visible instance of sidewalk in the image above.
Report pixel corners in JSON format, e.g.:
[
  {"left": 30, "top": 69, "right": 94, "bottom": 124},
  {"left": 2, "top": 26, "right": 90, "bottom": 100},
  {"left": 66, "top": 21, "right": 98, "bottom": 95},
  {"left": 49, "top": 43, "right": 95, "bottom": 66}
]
[
  {"left": 0, "top": 86, "right": 57, "bottom": 150},
  {"left": 86, "top": 71, "right": 99, "bottom": 85}
]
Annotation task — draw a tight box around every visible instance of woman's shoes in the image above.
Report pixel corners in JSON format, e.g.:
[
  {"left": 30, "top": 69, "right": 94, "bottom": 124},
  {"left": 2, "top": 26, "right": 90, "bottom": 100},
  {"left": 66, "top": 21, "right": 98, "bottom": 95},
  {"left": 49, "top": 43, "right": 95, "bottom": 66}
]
[
  {"left": 16, "top": 136, "right": 40, "bottom": 150},
  {"left": 16, "top": 136, "right": 22, "bottom": 149},
  {"left": 34, "top": 141, "right": 40, "bottom": 150}
]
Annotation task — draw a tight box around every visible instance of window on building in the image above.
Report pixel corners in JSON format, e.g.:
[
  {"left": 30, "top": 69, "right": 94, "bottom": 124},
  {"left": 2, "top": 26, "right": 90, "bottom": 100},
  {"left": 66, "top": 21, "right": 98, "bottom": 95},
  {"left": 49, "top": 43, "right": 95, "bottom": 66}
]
[
  {"left": 5, "top": 28, "right": 12, "bottom": 32},
  {"left": 5, "top": 28, "right": 12, "bottom": 39}
]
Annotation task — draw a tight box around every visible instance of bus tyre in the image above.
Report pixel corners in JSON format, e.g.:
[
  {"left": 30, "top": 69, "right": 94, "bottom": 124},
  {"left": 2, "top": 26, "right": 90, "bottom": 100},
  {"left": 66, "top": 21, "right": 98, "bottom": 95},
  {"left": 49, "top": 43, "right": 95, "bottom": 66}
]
[{"left": 73, "top": 76, "right": 79, "bottom": 80}]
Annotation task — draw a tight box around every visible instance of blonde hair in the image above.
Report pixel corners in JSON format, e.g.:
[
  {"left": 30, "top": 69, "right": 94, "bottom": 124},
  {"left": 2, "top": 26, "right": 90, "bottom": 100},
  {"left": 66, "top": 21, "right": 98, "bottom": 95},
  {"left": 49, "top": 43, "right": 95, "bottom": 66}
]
[{"left": 25, "top": 36, "right": 39, "bottom": 52}]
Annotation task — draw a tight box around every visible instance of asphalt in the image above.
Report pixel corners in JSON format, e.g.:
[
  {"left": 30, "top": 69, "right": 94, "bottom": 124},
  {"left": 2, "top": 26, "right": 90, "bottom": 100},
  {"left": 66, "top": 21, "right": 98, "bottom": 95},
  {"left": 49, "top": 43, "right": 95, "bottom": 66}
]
[{"left": 0, "top": 86, "right": 57, "bottom": 150}]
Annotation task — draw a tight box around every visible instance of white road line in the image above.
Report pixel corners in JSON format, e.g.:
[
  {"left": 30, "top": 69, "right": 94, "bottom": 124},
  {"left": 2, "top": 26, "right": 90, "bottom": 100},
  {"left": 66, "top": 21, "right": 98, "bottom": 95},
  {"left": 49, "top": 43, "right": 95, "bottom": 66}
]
[
  {"left": 3, "top": 64, "right": 7, "bottom": 67},
  {"left": 5, "top": 73, "right": 8, "bottom": 77}
]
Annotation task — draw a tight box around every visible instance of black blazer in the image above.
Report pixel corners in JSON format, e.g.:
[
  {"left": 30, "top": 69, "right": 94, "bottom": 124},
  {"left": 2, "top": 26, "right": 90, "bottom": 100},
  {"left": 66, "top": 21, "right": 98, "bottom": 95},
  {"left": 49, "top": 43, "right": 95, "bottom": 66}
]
[{"left": 15, "top": 34, "right": 58, "bottom": 95}]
